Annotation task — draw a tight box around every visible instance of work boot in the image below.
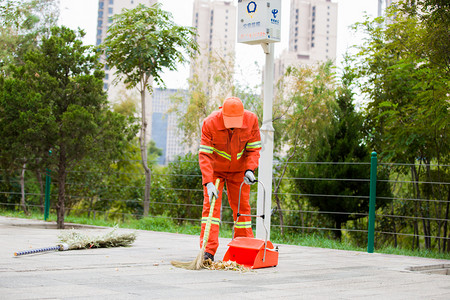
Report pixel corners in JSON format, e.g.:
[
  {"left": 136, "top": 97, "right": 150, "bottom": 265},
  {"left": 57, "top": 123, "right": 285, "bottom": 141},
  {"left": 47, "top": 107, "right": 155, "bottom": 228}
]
[{"left": 204, "top": 252, "right": 214, "bottom": 262}]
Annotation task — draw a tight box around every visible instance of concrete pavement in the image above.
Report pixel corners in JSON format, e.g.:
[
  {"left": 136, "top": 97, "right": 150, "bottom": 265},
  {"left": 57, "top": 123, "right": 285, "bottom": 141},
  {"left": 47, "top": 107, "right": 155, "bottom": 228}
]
[{"left": 1, "top": 216, "right": 449, "bottom": 299}]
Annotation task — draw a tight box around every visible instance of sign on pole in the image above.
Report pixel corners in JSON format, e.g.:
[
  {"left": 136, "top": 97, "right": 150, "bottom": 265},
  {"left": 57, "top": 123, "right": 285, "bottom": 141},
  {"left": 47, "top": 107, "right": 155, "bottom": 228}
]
[{"left": 237, "top": 0, "right": 281, "bottom": 45}]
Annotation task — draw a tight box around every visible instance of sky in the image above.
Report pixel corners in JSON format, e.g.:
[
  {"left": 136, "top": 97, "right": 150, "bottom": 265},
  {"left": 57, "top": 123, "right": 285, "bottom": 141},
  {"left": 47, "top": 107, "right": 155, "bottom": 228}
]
[{"left": 59, "top": 0, "right": 380, "bottom": 90}]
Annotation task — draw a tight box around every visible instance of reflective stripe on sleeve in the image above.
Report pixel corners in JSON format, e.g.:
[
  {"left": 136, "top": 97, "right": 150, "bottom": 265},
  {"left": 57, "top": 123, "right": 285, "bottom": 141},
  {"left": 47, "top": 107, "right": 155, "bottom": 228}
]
[
  {"left": 246, "top": 141, "right": 262, "bottom": 149},
  {"left": 199, "top": 145, "right": 214, "bottom": 154}
]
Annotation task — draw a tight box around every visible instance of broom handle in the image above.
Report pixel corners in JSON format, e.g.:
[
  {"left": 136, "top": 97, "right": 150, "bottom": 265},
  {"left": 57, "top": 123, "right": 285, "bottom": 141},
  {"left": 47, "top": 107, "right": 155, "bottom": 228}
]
[
  {"left": 201, "top": 178, "right": 220, "bottom": 252},
  {"left": 14, "top": 245, "right": 61, "bottom": 256}
]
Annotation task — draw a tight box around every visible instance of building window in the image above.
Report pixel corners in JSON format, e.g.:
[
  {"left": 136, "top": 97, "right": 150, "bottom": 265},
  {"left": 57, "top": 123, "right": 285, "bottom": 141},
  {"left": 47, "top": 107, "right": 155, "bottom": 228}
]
[
  {"left": 98, "top": 11, "right": 103, "bottom": 18},
  {"left": 104, "top": 83, "right": 108, "bottom": 90},
  {"left": 96, "top": 38, "right": 102, "bottom": 45},
  {"left": 108, "top": 7, "right": 113, "bottom": 14},
  {"left": 99, "top": 1, "right": 104, "bottom": 9},
  {"left": 311, "top": 43, "right": 314, "bottom": 47},
  {"left": 109, "top": 0, "right": 113, "bottom": 4},
  {"left": 97, "top": 29, "right": 102, "bottom": 36},
  {"left": 98, "top": 20, "right": 103, "bottom": 27}
]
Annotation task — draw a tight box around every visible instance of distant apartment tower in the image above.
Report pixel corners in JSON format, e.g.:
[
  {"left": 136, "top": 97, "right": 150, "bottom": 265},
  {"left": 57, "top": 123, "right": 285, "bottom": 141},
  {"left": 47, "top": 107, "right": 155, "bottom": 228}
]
[
  {"left": 274, "top": 0, "right": 338, "bottom": 84},
  {"left": 152, "top": 88, "right": 189, "bottom": 164},
  {"left": 190, "top": 0, "right": 236, "bottom": 99},
  {"left": 96, "top": 0, "right": 157, "bottom": 92}
]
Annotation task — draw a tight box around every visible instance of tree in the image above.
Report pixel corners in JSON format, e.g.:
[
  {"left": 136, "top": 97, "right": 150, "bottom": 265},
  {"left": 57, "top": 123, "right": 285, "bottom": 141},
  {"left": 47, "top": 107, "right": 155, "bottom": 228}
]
[
  {"left": 271, "top": 62, "right": 337, "bottom": 234},
  {"left": 1, "top": 26, "right": 137, "bottom": 228},
  {"left": 0, "top": 0, "right": 59, "bottom": 213},
  {"left": 0, "top": 0, "right": 59, "bottom": 72},
  {"left": 102, "top": 3, "right": 198, "bottom": 216},
  {"left": 290, "top": 58, "right": 391, "bottom": 240},
  {"left": 354, "top": 2, "right": 449, "bottom": 250},
  {"left": 0, "top": 73, "right": 46, "bottom": 214}
]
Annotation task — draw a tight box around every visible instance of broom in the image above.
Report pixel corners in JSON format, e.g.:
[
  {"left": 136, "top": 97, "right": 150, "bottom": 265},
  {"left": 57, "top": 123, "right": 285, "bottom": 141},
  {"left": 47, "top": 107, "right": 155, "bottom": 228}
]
[
  {"left": 14, "top": 226, "right": 136, "bottom": 256},
  {"left": 171, "top": 178, "right": 220, "bottom": 270}
]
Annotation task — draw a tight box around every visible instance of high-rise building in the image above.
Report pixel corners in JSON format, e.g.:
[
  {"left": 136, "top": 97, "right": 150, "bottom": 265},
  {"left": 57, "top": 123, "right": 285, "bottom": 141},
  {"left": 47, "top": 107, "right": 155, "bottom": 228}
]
[
  {"left": 152, "top": 88, "right": 190, "bottom": 164},
  {"left": 274, "top": 0, "right": 338, "bottom": 84},
  {"left": 190, "top": 0, "right": 236, "bottom": 99}
]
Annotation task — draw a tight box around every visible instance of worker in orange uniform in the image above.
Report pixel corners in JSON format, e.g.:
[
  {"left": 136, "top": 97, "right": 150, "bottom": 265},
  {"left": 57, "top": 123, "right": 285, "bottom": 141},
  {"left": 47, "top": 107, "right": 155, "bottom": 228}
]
[{"left": 198, "top": 96, "right": 262, "bottom": 261}]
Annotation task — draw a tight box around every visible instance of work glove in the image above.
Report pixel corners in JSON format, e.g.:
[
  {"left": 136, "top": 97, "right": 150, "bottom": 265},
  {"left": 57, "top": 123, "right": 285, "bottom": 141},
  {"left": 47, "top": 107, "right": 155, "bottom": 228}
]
[
  {"left": 206, "top": 182, "right": 218, "bottom": 203},
  {"left": 244, "top": 170, "right": 257, "bottom": 185}
]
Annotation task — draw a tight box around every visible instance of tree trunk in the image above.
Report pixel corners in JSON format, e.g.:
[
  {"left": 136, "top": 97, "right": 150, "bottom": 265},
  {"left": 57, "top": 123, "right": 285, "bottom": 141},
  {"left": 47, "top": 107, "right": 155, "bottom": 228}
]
[
  {"left": 390, "top": 173, "right": 401, "bottom": 248},
  {"left": 274, "top": 193, "right": 284, "bottom": 235},
  {"left": 335, "top": 220, "right": 342, "bottom": 241},
  {"left": 20, "top": 163, "right": 28, "bottom": 215},
  {"left": 139, "top": 88, "right": 151, "bottom": 216},
  {"left": 35, "top": 170, "right": 45, "bottom": 213},
  {"left": 56, "top": 148, "right": 67, "bottom": 229},
  {"left": 443, "top": 189, "right": 450, "bottom": 252}
]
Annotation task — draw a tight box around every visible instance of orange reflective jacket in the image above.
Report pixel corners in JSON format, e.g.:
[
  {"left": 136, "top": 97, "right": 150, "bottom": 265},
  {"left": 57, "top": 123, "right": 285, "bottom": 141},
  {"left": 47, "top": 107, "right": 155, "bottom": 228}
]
[{"left": 199, "top": 110, "right": 262, "bottom": 185}]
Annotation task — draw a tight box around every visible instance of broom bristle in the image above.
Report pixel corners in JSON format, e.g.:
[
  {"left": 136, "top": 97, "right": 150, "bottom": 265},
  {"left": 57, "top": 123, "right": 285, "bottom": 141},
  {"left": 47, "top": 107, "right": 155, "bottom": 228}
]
[{"left": 170, "top": 250, "right": 204, "bottom": 270}]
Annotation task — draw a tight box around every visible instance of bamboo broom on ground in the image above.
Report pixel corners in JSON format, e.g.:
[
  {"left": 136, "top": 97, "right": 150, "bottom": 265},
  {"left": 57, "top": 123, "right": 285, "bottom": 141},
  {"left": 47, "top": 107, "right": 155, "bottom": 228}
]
[
  {"left": 14, "top": 226, "right": 136, "bottom": 256},
  {"left": 171, "top": 178, "right": 220, "bottom": 270}
]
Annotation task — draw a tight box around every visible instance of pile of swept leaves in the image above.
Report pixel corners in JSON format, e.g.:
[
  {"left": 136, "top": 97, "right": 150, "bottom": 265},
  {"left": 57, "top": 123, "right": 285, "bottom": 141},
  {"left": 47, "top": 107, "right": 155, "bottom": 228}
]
[
  {"left": 58, "top": 226, "right": 136, "bottom": 250},
  {"left": 203, "top": 259, "right": 250, "bottom": 272}
]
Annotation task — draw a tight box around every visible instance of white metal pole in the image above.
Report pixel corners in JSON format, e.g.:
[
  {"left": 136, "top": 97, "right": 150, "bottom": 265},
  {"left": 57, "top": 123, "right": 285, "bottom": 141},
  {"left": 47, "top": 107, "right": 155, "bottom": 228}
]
[{"left": 256, "top": 42, "right": 275, "bottom": 240}]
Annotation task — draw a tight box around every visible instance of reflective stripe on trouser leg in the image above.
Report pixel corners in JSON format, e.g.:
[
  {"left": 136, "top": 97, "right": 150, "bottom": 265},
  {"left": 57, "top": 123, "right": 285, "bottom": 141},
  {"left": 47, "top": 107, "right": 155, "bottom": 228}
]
[
  {"left": 226, "top": 173, "right": 254, "bottom": 239},
  {"left": 199, "top": 178, "right": 224, "bottom": 256}
]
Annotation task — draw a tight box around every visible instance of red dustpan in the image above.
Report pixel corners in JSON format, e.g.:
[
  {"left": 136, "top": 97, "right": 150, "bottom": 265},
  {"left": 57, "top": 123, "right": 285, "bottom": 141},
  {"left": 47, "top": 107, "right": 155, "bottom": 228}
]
[
  {"left": 223, "top": 181, "right": 279, "bottom": 269},
  {"left": 223, "top": 237, "right": 278, "bottom": 269}
]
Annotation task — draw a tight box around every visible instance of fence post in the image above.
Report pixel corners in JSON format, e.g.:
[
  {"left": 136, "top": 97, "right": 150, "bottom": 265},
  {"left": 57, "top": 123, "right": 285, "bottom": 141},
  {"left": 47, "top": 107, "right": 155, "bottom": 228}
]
[
  {"left": 367, "top": 151, "right": 377, "bottom": 253},
  {"left": 44, "top": 150, "right": 52, "bottom": 221}
]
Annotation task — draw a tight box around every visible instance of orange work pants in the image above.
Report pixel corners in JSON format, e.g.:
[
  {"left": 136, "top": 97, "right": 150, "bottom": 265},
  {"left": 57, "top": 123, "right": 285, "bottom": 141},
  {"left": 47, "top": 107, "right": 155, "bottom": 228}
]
[{"left": 200, "top": 171, "right": 254, "bottom": 256}]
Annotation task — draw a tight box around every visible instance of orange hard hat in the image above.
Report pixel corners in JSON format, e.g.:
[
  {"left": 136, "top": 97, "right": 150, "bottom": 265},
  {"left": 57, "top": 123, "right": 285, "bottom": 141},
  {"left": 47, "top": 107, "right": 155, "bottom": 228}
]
[{"left": 222, "top": 97, "right": 244, "bottom": 128}]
